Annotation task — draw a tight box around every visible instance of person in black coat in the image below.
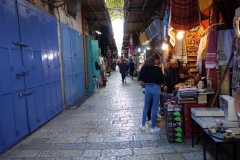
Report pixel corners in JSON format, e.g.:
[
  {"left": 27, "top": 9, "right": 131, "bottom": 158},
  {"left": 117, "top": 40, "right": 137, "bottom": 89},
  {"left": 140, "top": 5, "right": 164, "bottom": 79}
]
[
  {"left": 119, "top": 58, "right": 128, "bottom": 82},
  {"left": 128, "top": 59, "right": 135, "bottom": 80},
  {"left": 163, "top": 58, "right": 188, "bottom": 93}
]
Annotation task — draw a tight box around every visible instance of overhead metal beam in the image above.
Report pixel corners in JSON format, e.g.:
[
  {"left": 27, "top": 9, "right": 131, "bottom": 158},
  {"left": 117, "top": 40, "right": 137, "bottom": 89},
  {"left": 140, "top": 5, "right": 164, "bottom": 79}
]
[
  {"left": 127, "top": 20, "right": 145, "bottom": 23},
  {"left": 86, "top": 18, "right": 107, "bottom": 21},
  {"left": 128, "top": 5, "right": 156, "bottom": 11},
  {"left": 82, "top": 8, "right": 104, "bottom": 12}
]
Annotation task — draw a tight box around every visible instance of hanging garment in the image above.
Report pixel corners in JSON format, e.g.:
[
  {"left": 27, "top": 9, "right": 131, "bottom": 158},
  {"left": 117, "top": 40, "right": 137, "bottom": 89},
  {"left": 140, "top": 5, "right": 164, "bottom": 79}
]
[
  {"left": 197, "top": 34, "right": 208, "bottom": 74},
  {"left": 176, "top": 39, "right": 183, "bottom": 60},
  {"left": 217, "top": 30, "right": 227, "bottom": 66},
  {"left": 100, "top": 26, "right": 109, "bottom": 57},
  {"left": 205, "top": 31, "right": 218, "bottom": 68},
  {"left": 224, "top": 29, "right": 235, "bottom": 67},
  {"left": 169, "top": 0, "right": 200, "bottom": 30},
  {"left": 129, "top": 45, "right": 135, "bottom": 55},
  {"left": 198, "top": 0, "right": 213, "bottom": 12},
  {"left": 168, "top": 27, "right": 176, "bottom": 47}
]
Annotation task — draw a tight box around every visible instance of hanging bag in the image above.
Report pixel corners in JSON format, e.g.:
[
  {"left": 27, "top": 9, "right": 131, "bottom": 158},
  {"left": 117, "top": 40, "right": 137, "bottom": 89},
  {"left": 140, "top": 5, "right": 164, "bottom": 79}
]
[{"left": 95, "top": 61, "right": 101, "bottom": 70}]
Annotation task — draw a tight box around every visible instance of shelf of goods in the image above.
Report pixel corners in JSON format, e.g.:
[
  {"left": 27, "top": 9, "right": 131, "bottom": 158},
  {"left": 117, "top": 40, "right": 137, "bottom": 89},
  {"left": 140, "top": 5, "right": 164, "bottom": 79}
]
[{"left": 186, "top": 46, "right": 198, "bottom": 73}]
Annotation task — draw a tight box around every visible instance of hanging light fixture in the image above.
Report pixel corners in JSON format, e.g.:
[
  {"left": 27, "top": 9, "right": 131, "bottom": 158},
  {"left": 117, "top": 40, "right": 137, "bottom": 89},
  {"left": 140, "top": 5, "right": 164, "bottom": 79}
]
[
  {"left": 177, "top": 31, "right": 184, "bottom": 40},
  {"left": 146, "top": 43, "right": 150, "bottom": 50},
  {"left": 95, "top": 30, "right": 102, "bottom": 34},
  {"left": 161, "top": 42, "right": 168, "bottom": 50},
  {"left": 138, "top": 48, "right": 141, "bottom": 52}
]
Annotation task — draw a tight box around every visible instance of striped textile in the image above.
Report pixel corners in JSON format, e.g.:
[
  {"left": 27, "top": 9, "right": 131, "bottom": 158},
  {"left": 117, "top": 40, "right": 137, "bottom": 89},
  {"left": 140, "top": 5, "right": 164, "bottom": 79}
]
[{"left": 205, "top": 31, "right": 218, "bottom": 68}]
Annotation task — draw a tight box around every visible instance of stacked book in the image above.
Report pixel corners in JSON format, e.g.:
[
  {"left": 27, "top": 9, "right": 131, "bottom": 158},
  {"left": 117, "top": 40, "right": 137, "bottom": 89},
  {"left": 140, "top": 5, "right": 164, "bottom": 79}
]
[{"left": 178, "top": 87, "right": 198, "bottom": 103}]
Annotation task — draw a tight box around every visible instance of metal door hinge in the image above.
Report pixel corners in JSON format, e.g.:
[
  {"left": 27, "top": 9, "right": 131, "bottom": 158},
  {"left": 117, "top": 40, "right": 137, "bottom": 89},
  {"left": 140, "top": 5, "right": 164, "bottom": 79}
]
[
  {"left": 75, "top": 74, "right": 78, "bottom": 79},
  {"left": 13, "top": 42, "right": 28, "bottom": 47},
  {"left": 19, "top": 90, "right": 33, "bottom": 97}
]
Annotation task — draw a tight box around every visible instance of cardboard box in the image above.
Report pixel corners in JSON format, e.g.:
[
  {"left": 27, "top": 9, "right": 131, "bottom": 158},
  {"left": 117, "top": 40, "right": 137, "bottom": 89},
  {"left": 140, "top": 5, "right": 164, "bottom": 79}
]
[
  {"left": 219, "top": 95, "right": 238, "bottom": 121},
  {"left": 198, "top": 93, "right": 207, "bottom": 104},
  {"left": 191, "top": 108, "right": 224, "bottom": 117}
]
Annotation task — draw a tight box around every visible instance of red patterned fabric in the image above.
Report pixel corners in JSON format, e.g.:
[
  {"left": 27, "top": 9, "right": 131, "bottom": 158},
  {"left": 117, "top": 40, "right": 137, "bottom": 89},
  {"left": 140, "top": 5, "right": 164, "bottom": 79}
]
[
  {"left": 170, "top": 0, "right": 200, "bottom": 30},
  {"left": 205, "top": 31, "right": 218, "bottom": 68}
]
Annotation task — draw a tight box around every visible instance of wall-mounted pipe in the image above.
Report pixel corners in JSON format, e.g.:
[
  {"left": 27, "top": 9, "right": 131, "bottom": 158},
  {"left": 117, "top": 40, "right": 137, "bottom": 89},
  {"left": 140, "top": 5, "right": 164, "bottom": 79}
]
[
  {"left": 141, "top": 0, "right": 148, "bottom": 11},
  {"left": 82, "top": 11, "right": 88, "bottom": 88}
]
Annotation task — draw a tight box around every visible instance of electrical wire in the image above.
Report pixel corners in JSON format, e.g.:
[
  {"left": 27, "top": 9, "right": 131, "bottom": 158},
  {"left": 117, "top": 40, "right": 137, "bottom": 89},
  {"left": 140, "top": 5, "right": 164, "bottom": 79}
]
[{"left": 41, "top": 0, "right": 69, "bottom": 8}]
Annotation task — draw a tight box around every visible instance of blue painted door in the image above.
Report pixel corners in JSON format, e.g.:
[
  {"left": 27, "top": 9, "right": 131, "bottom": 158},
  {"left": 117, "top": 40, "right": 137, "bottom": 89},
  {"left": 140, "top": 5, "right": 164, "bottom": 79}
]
[
  {"left": 0, "top": 0, "right": 63, "bottom": 153},
  {"left": 0, "top": 124, "right": 3, "bottom": 152},
  {"left": 17, "top": 0, "right": 62, "bottom": 128},
  {"left": 0, "top": 0, "right": 28, "bottom": 150},
  {"left": 60, "top": 23, "right": 85, "bottom": 105},
  {"left": 86, "top": 35, "right": 94, "bottom": 93},
  {"left": 79, "top": 36, "right": 85, "bottom": 96}
]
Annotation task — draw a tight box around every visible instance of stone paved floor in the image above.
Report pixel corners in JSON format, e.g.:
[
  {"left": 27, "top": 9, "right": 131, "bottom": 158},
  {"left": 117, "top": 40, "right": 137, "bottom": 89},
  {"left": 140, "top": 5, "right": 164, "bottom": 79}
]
[{"left": 0, "top": 69, "right": 239, "bottom": 160}]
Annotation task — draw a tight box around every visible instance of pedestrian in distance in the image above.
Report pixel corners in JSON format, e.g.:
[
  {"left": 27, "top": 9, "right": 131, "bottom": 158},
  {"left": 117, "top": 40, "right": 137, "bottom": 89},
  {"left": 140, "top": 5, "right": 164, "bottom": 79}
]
[
  {"left": 119, "top": 57, "right": 128, "bottom": 82},
  {"left": 128, "top": 59, "right": 135, "bottom": 80}
]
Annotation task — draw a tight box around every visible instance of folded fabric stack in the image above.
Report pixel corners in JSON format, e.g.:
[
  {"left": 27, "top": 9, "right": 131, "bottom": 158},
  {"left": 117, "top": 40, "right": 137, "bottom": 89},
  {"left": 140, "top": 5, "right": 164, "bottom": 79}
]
[{"left": 178, "top": 87, "right": 198, "bottom": 103}]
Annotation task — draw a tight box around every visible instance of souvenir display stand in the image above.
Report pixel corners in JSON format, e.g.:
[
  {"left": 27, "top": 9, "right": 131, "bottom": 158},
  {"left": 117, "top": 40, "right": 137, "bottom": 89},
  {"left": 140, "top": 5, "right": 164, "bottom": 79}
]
[{"left": 163, "top": 94, "right": 183, "bottom": 143}]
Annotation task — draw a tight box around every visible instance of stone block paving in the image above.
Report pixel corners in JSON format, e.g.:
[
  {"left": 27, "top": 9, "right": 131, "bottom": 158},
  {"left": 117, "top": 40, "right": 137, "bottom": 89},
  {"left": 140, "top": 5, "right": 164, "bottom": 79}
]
[{"left": 0, "top": 69, "right": 239, "bottom": 159}]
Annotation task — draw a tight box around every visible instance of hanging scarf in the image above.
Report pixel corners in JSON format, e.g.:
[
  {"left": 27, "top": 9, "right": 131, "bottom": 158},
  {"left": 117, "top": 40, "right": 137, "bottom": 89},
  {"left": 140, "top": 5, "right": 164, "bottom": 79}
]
[
  {"left": 224, "top": 29, "right": 235, "bottom": 67},
  {"left": 197, "top": 34, "right": 208, "bottom": 74},
  {"left": 205, "top": 31, "right": 218, "bottom": 68},
  {"left": 217, "top": 30, "right": 227, "bottom": 66}
]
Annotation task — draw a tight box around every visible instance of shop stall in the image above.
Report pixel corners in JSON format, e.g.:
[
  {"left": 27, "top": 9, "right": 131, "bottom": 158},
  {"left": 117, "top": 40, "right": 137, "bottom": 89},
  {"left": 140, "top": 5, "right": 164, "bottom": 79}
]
[{"left": 158, "top": 1, "right": 240, "bottom": 144}]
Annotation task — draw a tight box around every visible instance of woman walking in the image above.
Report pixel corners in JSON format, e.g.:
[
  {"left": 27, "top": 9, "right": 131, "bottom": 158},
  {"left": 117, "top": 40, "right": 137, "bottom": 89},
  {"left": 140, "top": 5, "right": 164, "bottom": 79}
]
[{"left": 138, "top": 56, "right": 164, "bottom": 133}]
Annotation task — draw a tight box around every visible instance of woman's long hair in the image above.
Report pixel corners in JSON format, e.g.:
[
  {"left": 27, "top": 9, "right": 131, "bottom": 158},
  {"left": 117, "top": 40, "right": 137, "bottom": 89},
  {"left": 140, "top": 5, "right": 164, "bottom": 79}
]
[
  {"left": 152, "top": 52, "right": 161, "bottom": 60},
  {"left": 143, "top": 57, "right": 155, "bottom": 68}
]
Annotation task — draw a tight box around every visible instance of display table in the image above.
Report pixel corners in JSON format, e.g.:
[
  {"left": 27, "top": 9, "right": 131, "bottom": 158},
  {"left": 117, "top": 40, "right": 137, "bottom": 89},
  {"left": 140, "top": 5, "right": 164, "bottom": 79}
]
[
  {"left": 191, "top": 117, "right": 240, "bottom": 160},
  {"left": 202, "top": 128, "right": 240, "bottom": 160}
]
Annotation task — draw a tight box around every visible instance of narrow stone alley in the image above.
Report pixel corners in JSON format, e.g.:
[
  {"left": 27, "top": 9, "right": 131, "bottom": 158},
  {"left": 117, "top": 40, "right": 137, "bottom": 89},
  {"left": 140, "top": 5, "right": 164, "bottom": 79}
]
[{"left": 0, "top": 69, "right": 237, "bottom": 160}]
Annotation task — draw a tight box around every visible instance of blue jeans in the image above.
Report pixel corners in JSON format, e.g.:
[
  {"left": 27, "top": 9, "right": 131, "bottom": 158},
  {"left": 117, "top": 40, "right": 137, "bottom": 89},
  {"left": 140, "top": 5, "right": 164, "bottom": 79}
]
[{"left": 142, "top": 84, "right": 160, "bottom": 128}]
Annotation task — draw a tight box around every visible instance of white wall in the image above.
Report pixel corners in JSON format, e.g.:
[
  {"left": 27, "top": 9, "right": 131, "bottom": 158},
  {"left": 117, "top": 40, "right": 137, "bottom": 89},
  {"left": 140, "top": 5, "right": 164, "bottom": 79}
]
[
  {"left": 27, "top": 0, "right": 83, "bottom": 108},
  {"left": 28, "top": 0, "right": 83, "bottom": 33}
]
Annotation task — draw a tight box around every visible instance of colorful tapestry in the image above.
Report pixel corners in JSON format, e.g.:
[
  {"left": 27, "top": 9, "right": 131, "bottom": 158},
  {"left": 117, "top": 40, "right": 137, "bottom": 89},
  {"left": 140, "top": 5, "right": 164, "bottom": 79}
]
[
  {"left": 198, "top": 0, "right": 213, "bottom": 12},
  {"left": 185, "top": 29, "right": 202, "bottom": 47},
  {"left": 170, "top": 0, "right": 200, "bottom": 30}
]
